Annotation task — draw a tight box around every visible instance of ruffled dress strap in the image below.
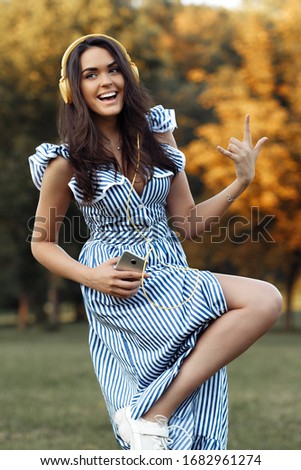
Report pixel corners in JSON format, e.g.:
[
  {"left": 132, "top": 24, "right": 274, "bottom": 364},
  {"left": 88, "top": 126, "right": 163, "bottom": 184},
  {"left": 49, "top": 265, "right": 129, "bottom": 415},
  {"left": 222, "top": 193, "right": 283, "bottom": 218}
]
[
  {"left": 162, "top": 143, "right": 186, "bottom": 173},
  {"left": 147, "top": 105, "right": 177, "bottom": 133},
  {"left": 148, "top": 105, "right": 185, "bottom": 173},
  {"left": 28, "top": 143, "right": 71, "bottom": 191}
]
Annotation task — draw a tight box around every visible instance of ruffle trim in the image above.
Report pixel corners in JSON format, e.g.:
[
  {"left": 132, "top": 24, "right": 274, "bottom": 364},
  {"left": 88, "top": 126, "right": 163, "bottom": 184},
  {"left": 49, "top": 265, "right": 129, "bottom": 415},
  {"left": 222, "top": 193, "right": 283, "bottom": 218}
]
[
  {"left": 147, "top": 105, "right": 177, "bottom": 133},
  {"left": 28, "top": 142, "right": 70, "bottom": 191}
]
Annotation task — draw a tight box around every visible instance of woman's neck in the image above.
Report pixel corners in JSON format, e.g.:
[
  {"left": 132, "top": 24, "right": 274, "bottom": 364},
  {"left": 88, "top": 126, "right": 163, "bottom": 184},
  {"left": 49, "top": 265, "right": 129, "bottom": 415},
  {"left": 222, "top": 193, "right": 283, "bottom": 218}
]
[
  {"left": 94, "top": 114, "right": 120, "bottom": 140},
  {"left": 94, "top": 115, "right": 123, "bottom": 166}
]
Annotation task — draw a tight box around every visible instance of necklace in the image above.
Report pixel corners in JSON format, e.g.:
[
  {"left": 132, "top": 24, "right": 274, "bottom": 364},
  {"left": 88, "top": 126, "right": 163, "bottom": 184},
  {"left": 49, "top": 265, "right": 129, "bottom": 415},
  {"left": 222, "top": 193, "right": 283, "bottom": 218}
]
[
  {"left": 112, "top": 138, "right": 121, "bottom": 151},
  {"left": 107, "top": 134, "right": 121, "bottom": 152}
]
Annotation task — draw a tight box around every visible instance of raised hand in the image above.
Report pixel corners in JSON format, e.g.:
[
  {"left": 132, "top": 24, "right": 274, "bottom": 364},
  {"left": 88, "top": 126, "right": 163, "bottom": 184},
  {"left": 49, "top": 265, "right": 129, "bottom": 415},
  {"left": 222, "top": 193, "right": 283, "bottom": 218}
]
[{"left": 217, "top": 115, "right": 268, "bottom": 186}]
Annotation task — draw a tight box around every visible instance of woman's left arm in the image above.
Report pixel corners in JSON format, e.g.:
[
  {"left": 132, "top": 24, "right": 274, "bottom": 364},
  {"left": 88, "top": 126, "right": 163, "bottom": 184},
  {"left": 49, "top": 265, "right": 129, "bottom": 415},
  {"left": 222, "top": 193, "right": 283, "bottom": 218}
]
[{"left": 167, "top": 115, "right": 268, "bottom": 240}]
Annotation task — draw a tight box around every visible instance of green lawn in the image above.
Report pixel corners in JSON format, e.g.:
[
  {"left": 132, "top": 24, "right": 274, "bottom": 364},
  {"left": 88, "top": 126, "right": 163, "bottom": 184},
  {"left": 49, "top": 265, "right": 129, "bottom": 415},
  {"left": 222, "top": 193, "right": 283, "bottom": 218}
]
[{"left": 0, "top": 322, "right": 300, "bottom": 450}]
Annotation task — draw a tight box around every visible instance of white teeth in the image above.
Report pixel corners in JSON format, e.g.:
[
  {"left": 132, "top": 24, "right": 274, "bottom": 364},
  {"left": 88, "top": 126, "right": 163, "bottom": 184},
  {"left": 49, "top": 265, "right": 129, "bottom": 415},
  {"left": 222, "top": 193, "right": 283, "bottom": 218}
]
[{"left": 99, "top": 92, "right": 117, "bottom": 99}]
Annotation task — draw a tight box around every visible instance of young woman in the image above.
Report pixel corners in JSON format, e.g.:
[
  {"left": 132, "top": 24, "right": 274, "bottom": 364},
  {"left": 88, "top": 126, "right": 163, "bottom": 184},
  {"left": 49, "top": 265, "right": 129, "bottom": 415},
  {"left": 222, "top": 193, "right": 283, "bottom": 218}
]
[{"left": 29, "top": 34, "right": 282, "bottom": 450}]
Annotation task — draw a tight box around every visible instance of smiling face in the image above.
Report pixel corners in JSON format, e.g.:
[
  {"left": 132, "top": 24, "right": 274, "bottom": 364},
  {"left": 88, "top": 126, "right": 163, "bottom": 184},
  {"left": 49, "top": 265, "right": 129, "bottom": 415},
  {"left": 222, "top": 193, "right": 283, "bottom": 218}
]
[{"left": 80, "top": 46, "right": 125, "bottom": 124}]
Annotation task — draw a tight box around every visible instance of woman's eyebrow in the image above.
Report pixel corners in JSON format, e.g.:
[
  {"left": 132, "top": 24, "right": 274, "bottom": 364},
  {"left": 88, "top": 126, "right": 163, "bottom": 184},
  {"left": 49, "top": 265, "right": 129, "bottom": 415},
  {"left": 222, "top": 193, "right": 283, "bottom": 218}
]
[
  {"left": 81, "top": 67, "right": 98, "bottom": 74},
  {"left": 81, "top": 61, "right": 118, "bottom": 74},
  {"left": 108, "top": 61, "right": 118, "bottom": 67}
]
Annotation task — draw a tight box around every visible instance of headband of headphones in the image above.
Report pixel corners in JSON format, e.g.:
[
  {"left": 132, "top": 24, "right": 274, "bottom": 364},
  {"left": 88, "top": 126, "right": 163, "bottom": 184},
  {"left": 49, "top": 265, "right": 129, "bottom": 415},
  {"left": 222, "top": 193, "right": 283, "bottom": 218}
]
[{"left": 59, "top": 34, "right": 139, "bottom": 104}]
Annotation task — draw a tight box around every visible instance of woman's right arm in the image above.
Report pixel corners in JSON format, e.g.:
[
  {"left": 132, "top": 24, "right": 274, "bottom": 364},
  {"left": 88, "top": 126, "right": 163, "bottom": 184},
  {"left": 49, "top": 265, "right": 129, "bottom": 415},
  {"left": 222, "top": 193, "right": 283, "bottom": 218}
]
[
  {"left": 31, "top": 155, "right": 146, "bottom": 298},
  {"left": 31, "top": 155, "right": 92, "bottom": 284}
]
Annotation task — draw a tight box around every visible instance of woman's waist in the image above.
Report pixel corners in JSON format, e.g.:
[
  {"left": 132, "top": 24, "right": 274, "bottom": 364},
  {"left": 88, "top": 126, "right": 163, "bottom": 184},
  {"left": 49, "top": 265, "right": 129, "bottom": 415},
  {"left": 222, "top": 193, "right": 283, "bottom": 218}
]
[
  {"left": 88, "top": 222, "right": 172, "bottom": 244},
  {"left": 79, "top": 229, "right": 186, "bottom": 267}
]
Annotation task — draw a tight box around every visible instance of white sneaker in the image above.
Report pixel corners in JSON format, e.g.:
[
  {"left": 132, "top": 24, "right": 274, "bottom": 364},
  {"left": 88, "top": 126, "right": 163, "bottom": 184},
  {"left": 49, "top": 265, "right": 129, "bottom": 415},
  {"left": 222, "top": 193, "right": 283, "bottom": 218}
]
[{"left": 114, "top": 406, "right": 170, "bottom": 450}]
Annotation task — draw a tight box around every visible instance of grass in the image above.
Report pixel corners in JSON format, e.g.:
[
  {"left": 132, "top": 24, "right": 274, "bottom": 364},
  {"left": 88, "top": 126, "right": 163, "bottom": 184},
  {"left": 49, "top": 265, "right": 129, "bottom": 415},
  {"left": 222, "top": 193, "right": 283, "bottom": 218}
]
[
  {"left": 0, "top": 322, "right": 300, "bottom": 450},
  {"left": 0, "top": 323, "right": 117, "bottom": 451},
  {"left": 227, "top": 331, "right": 301, "bottom": 449}
]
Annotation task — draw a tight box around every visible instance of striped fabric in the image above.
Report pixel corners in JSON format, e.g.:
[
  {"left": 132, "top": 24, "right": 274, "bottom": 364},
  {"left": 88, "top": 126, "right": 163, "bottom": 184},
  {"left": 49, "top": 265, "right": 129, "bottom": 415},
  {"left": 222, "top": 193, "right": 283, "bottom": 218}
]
[{"left": 28, "top": 105, "right": 229, "bottom": 450}]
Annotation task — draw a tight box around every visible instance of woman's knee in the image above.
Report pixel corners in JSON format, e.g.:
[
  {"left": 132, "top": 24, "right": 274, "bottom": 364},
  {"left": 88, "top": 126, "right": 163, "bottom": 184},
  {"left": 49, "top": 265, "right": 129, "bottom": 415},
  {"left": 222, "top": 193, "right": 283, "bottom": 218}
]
[
  {"left": 257, "top": 281, "right": 283, "bottom": 324},
  {"left": 238, "top": 279, "right": 283, "bottom": 333},
  {"left": 215, "top": 273, "right": 283, "bottom": 325}
]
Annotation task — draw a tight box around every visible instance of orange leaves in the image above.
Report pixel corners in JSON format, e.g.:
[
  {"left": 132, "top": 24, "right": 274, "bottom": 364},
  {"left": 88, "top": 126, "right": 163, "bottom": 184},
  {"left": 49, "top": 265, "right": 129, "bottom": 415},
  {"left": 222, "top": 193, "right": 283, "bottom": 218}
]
[
  {"left": 177, "top": 3, "right": 301, "bottom": 281},
  {"left": 232, "top": 14, "right": 275, "bottom": 98},
  {"left": 187, "top": 68, "right": 207, "bottom": 84}
]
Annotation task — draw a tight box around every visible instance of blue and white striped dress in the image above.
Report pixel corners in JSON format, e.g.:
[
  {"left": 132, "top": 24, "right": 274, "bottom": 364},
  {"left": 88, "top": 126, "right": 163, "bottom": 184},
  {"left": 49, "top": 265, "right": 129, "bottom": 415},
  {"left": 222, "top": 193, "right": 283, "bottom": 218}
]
[{"left": 29, "top": 105, "right": 228, "bottom": 450}]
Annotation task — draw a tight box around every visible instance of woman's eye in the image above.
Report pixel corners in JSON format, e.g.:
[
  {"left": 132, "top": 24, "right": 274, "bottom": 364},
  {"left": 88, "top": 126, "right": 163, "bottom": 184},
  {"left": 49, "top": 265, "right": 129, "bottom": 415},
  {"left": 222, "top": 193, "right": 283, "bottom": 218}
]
[
  {"left": 85, "top": 73, "right": 98, "bottom": 79},
  {"left": 109, "top": 67, "right": 120, "bottom": 74}
]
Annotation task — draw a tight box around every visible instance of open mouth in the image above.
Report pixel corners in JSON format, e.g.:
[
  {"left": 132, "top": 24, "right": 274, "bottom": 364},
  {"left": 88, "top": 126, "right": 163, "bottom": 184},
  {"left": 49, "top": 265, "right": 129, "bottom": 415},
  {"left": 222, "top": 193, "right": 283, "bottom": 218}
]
[{"left": 98, "top": 92, "right": 117, "bottom": 101}]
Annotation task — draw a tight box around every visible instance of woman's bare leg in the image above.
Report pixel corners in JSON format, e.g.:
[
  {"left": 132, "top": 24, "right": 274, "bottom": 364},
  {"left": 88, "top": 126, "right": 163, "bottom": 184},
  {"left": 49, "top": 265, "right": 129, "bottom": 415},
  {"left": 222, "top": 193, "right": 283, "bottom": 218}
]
[{"left": 143, "top": 274, "right": 282, "bottom": 421}]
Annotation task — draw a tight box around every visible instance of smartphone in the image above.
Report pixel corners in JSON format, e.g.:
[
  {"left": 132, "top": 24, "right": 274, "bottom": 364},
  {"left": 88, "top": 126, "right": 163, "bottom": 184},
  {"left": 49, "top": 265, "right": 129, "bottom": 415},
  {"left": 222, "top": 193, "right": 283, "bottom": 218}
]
[{"left": 114, "top": 250, "right": 146, "bottom": 273}]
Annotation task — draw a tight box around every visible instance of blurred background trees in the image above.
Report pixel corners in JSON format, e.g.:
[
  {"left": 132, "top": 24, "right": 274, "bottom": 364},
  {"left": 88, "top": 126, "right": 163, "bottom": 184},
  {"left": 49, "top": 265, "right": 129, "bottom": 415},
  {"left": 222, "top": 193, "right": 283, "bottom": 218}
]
[{"left": 0, "top": 0, "right": 300, "bottom": 329}]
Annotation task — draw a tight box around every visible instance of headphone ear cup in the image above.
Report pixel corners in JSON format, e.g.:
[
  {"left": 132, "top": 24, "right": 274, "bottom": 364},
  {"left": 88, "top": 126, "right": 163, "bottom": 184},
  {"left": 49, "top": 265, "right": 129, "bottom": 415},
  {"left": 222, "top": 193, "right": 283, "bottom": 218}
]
[
  {"left": 59, "top": 77, "right": 72, "bottom": 104},
  {"left": 130, "top": 63, "right": 139, "bottom": 83}
]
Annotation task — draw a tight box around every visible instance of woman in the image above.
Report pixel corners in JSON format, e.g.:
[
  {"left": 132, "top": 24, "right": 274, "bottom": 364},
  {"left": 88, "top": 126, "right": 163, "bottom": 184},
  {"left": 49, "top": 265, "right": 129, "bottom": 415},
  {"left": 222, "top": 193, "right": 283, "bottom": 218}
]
[{"left": 29, "top": 34, "right": 282, "bottom": 450}]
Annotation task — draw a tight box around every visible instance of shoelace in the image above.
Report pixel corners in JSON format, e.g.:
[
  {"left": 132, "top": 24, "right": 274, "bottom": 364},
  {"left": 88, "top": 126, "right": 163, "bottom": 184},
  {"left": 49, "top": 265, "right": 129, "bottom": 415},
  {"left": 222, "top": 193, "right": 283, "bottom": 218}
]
[
  {"left": 153, "top": 415, "right": 193, "bottom": 449},
  {"left": 154, "top": 414, "right": 168, "bottom": 426},
  {"left": 151, "top": 435, "right": 171, "bottom": 450}
]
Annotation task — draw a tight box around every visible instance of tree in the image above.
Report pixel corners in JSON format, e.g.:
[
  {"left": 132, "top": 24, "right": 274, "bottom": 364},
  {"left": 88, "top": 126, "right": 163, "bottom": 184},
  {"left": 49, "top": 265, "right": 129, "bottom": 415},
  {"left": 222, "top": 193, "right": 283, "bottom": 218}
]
[
  {"left": 182, "top": 2, "right": 301, "bottom": 328},
  {"left": 0, "top": 0, "right": 300, "bottom": 330},
  {"left": 0, "top": 0, "right": 129, "bottom": 325}
]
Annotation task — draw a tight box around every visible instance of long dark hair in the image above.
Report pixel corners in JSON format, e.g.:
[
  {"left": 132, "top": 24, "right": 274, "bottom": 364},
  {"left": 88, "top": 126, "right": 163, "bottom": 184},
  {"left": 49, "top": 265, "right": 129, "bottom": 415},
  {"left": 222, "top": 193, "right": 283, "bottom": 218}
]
[{"left": 58, "top": 36, "right": 178, "bottom": 202}]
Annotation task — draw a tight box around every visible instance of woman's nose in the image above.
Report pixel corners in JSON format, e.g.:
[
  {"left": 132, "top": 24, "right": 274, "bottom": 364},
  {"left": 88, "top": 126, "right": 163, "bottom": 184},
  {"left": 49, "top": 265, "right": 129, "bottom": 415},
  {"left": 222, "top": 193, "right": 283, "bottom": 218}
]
[{"left": 98, "top": 72, "right": 113, "bottom": 87}]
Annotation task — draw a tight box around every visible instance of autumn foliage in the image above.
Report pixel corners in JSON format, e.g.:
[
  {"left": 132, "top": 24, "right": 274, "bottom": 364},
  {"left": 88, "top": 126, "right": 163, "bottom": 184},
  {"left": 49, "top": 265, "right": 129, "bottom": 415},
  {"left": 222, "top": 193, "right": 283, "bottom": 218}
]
[{"left": 0, "top": 0, "right": 300, "bottom": 328}]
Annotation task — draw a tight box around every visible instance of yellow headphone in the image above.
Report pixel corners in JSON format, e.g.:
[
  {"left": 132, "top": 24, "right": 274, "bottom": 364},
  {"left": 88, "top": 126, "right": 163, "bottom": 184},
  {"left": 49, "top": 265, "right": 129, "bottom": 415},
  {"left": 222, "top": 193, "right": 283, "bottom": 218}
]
[{"left": 59, "top": 34, "right": 139, "bottom": 104}]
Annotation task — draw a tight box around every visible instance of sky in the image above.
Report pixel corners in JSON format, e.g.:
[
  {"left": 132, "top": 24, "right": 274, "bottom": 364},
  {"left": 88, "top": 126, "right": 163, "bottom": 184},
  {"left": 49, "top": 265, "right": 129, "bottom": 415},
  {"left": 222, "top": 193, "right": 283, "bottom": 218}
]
[{"left": 182, "top": 0, "right": 242, "bottom": 8}]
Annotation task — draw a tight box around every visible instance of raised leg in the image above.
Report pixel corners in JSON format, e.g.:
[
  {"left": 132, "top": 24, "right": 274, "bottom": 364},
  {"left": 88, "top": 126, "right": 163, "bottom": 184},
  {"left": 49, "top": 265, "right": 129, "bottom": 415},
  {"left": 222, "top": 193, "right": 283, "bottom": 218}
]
[{"left": 143, "top": 274, "right": 283, "bottom": 421}]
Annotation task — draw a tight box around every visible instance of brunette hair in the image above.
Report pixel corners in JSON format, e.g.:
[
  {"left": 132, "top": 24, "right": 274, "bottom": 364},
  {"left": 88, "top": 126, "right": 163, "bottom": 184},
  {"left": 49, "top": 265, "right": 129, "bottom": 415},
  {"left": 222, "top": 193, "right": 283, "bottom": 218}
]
[{"left": 58, "top": 36, "right": 178, "bottom": 202}]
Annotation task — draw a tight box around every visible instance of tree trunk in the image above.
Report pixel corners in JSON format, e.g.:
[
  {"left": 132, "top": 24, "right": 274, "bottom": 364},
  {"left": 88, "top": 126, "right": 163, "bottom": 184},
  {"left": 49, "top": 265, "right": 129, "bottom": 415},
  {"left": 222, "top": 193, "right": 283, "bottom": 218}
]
[
  {"left": 46, "top": 273, "right": 60, "bottom": 329},
  {"left": 17, "top": 293, "right": 29, "bottom": 329},
  {"left": 284, "top": 281, "right": 294, "bottom": 330},
  {"left": 284, "top": 251, "right": 301, "bottom": 330}
]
